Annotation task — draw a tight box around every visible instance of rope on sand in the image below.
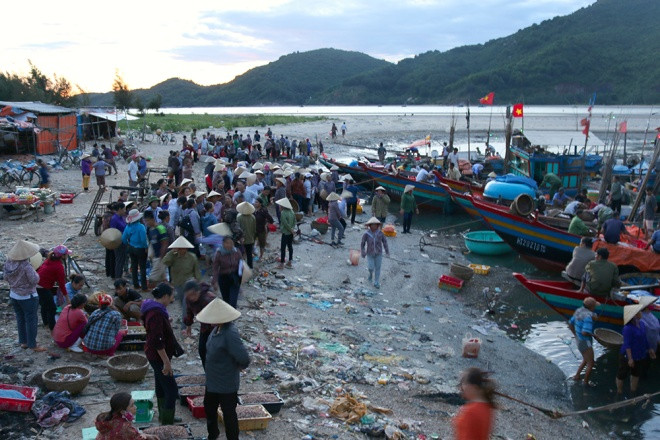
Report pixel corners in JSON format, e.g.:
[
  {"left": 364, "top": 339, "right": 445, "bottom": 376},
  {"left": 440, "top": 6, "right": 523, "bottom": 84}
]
[{"left": 495, "top": 390, "right": 660, "bottom": 419}]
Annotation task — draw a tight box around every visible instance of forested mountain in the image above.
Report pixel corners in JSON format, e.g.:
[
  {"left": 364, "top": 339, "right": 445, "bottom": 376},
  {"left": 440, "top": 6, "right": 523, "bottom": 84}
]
[
  {"left": 86, "top": 49, "right": 391, "bottom": 107},
  {"left": 85, "top": 0, "right": 659, "bottom": 107},
  {"left": 320, "top": 0, "right": 659, "bottom": 105}
]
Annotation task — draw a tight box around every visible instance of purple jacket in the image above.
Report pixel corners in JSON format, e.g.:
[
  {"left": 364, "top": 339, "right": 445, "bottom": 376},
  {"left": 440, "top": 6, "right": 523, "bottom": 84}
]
[
  {"left": 110, "top": 213, "right": 127, "bottom": 232},
  {"left": 81, "top": 158, "right": 92, "bottom": 175},
  {"left": 4, "top": 259, "right": 40, "bottom": 297}
]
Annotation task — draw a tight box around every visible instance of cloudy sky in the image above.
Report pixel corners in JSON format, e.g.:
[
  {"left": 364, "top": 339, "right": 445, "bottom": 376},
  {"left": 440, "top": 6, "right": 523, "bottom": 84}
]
[{"left": 3, "top": 0, "right": 595, "bottom": 93}]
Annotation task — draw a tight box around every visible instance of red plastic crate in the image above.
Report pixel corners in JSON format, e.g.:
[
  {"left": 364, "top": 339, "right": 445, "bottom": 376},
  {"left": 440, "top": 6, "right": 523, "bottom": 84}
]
[
  {"left": 438, "top": 275, "right": 464, "bottom": 292},
  {"left": 186, "top": 396, "right": 206, "bottom": 418},
  {"left": 0, "top": 384, "right": 38, "bottom": 413}
]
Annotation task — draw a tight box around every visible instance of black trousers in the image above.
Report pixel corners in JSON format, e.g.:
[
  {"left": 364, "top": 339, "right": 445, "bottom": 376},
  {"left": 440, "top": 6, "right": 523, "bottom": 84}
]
[
  {"left": 128, "top": 246, "right": 148, "bottom": 289},
  {"left": 219, "top": 273, "right": 241, "bottom": 308},
  {"left": 199, "top": 331, "right": 210, "bottom": 371},
  {"left": 105, "top": 248, "right": 116, "bottom": 278},
  {"left": 280, "top": 234, "right": 293, "bottom": 263},
  {"left": 204, "top": 391, "right": 239, "bottom": 440},
  {"left": 37, "top": 287, "right": 57, "bottom": 330},
  {"left": 244, "top": 243, "right": 254, "bottom": 268},
  {"left": 148, "top": 359, "right": 179, "bottom": 409},
  {"left": 347, "top": 201, "right": 357, "bottom": 224}
]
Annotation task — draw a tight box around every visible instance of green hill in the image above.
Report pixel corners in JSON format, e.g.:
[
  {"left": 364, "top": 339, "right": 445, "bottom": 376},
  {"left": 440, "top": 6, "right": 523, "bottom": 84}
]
[
  {"left": 320, "top": 0, "right": 660, "bottom": 105},
  {"left": 86, "top": 0, "right": 659, "bottom": 107},
  {"left": 86, "top": 49, "right": 391, "bottom": 107}
]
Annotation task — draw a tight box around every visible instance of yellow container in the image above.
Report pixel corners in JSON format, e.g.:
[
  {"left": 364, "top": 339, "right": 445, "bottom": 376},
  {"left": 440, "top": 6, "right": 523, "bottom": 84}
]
[
  {"left": 468, "top": 264, "right": 491, "bottom": 275},
  {"left": 356, "top": 204, "right": 363, "bottom": 214}
]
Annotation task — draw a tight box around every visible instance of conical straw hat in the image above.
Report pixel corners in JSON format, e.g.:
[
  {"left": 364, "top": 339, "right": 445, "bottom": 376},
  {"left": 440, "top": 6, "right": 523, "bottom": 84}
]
[
  {"left": 99, "top": 228, "right": 123, "bottom": 250},
  {"left": 326, "top": 192, "right": 341, "bottom": 202},
  {"left": 246, "top": 174, "right": 257, "bottom": 186},
  {"left": 276, "top": 198, "right": 293, "bottom": 210},
  {"left": 196, "top": 298, "right": 241, "bottom": 324},
  {"left": 7, "top": 240, "right": 40, "bottom": 260},
  {"left": 29, "top": 252, "right": 43, "bottom": 270},
  {"left": 404, "top": 184, "right": 414, "bottom": 193},
  {"left": 623, "top": 302, "right": 647, "bottom": 325},
  {"left": 237, "top": 202, "right": 255, "bottom": 215},
  {"left": 365, "top": 217, "right": 382, "bottom": 226},
  {"left": 180, "top": 178, "right": 193, "bottom": 187},
  {"left": 168, "top": 236, "right": 194, "bottom": 249},
  {"left": 208, "top": 191, "right": 222, "bottom": 198},
  {"left": 207, "top": 222, "right": 232, "bottom": 236}
]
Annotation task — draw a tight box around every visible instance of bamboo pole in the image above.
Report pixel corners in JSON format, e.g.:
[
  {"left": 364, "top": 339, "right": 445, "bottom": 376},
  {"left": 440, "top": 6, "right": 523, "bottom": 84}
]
[{"left": 629, "top": 137, "right": 660, "bottom": 221}]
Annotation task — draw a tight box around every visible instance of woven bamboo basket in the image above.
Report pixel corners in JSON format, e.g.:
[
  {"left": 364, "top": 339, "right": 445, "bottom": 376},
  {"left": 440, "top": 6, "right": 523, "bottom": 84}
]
[
  {"left": 107, "top": 353, "right": 149, "bottom": 382},
  {"left": 42, "top": 366, "right": 91, "bottom": 395},
  {"left": 450, "top": 263, "right": 474, "bottom": 281},
  {"left": 311, "top": 220, "right": 328, "bottom": 234},
  {"left": 593, "top": 328, "right": 623, "bottom": 349}
]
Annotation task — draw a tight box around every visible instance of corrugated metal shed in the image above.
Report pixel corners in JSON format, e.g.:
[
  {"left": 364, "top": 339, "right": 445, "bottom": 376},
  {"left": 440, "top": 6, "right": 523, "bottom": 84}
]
[
  {"left": 521, "top": 130, "right": 604, "bottom": 148},
  {"left": 0, "top": 101, "right": 75, "bottom": 114}
]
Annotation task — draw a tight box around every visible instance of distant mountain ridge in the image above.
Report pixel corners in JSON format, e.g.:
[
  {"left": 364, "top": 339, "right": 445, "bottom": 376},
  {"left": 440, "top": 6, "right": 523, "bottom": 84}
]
[
  {"left": 86, "top": 0, "right": 660, "bottom": 107},
  {"left": 86, "top": 49, "right": 391, "bottom": 107}
]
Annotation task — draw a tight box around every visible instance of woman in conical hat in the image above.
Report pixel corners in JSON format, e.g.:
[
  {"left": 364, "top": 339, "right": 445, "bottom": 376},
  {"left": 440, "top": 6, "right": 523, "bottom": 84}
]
[
  {"left": 197, "top": 297, "right": 249, "bottom": 440},
  {"left": 4, "top": 240, "right": 47, "bottom": 352},
  {"left": 361, "top": 217, "right": 389, "bottom": 289},
  {"left": 616, "top": 296, "right": 657, "bottom": 396}
]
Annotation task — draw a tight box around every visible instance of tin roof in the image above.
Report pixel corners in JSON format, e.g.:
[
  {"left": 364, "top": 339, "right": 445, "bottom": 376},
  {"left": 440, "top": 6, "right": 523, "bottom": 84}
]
[
  {"left": 86, "top": 111, "right": 139, "bottom": 122},
  {"left": 517, "top": 130, "right": 604, "bottom": 147},
  {"left": 0, "top": 101, "right": 75, "bottom": 114}
]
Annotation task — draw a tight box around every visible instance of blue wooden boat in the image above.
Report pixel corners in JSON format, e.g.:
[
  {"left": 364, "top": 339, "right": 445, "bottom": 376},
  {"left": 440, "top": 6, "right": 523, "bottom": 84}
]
[
  {"left": 318, "top": 157, "right": 371, "bottom": 183},
  {"left": 462, "top": 230, "right": 512, "bottom": 255}
]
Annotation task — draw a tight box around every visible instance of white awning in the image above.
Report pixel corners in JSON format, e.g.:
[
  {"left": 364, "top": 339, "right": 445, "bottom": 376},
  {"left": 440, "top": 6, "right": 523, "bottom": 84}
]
[{"left": 88, "top": 111, "right": 139, "bottom": 122}]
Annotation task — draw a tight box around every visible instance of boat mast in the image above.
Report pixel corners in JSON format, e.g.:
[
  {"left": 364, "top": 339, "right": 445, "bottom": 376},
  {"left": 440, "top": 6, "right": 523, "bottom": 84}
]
[
  {"left": 449, "top": 112, "right": 456, "bottom": 150},
  {"left": 504, "top": 105, "right": 513, "bottom": 173},
  {"left": 576, "top": 95, "right": 595, "bottom": 192},
  {"left": 629, "top": 136, "right": 660, "bottom": 222},
  {"left": 466, "top": 102, "right": 471, "bottom": 161}
]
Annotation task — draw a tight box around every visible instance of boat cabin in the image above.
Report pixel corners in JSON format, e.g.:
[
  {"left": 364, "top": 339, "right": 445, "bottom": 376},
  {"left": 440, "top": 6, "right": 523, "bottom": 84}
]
[{"left": 509, "top": 130, "right": 604, "bottom": 193}]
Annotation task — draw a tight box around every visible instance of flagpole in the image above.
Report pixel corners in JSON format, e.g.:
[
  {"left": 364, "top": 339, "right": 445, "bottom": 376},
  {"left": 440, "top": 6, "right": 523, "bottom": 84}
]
[
  {"left": 466, "top": 102, "right": 471, "bottom": 162},
  {"left": 487, "top": 106, "right": 493, "bottom": 150}
]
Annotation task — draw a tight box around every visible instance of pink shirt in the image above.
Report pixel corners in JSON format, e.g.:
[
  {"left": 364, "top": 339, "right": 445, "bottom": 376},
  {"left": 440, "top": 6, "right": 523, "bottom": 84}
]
[{"left": 52, "top": 305, "right": 87, "bottom": 344}]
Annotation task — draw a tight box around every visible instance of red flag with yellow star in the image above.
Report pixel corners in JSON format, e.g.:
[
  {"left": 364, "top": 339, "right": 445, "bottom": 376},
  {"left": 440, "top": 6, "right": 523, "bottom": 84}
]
[
  {"left": 479, "top": 92, "right": 494, "bottom": 106},
  {"left": 512, "top": 103, "right": 524, "bottom": 118}
]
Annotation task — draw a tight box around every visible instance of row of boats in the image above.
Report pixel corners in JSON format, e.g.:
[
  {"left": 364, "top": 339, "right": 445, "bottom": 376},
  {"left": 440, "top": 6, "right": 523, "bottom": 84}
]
[{"left": 319, "top": 154, "right": 660, "bottom": 331}]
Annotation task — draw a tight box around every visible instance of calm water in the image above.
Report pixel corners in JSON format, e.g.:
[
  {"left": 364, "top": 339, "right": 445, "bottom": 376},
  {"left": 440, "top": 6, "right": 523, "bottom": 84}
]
[{"left": 409, "top": 209, "right": 660, "bottom": 439}]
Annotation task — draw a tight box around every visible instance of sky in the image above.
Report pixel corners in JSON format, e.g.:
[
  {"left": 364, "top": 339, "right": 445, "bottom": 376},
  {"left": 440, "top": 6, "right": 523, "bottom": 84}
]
[{"left": 2, "top": 0, "right": 595, "bottom": 93}]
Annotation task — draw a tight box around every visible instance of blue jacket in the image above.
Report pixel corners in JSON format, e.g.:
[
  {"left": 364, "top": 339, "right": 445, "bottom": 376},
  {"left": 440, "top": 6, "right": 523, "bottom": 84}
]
[{"left": 122, "top": 221, "right": 148, "bottom": 249}]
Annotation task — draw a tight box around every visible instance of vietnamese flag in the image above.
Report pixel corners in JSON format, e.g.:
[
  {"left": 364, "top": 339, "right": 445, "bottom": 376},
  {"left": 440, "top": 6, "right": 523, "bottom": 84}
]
[
  {"left": 513, "top": 103, "right": 524, "bottom": 118},
  {"left": 479, "top": 92, "right": 495, "bottom": 105},
  {"left": 619, "top": 121, "right": 627, "bottom": 133},
  {"left": 582, "top": 120, "right": 590, "bottom": 135}
]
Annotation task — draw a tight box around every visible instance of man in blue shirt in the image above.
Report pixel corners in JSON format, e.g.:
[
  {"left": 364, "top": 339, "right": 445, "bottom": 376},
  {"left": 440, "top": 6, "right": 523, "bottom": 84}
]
[
  {"left": 646, "top": 229, "right": 660, "bottom": 253},
  {"left": 602, "top": 216, "right": 629, "bottom": 244},
  {"left": 569, "top": 297, "right": 599, "bottom": 385},
  {"left": 551, "top": 187, "right": 570, "bottom": 208}
]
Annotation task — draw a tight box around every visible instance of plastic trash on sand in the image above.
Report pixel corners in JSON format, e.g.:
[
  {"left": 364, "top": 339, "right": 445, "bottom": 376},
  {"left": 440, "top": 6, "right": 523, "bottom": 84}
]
[{"left": 330, "top": 393, "right": 368, "bottom": 424}]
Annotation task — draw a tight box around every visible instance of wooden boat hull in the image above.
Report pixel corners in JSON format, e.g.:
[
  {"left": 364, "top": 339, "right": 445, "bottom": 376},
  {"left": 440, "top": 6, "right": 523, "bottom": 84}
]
[
  {"left": 318, "top": 158, "right": 371, "bottom": 184},
  {"left": 359, "top": 165, "right": 452, "bottom": 210},
  {"left": 463, "top": 231, "right": 512, "bottom": 255},
  {"left": 513, "top": 273, "right": 660, "bottom": 331}
]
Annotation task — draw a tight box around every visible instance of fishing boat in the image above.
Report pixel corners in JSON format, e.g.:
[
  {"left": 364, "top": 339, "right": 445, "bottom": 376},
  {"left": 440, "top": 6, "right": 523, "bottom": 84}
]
[
  {"left": 357, "top": 163, "right": 452, "bottom": 210},
  {"left": 469, "top": 195, "right": 660, "bottom": 273},
  {"left": 318, "top": 157, "right": 372, "bottom": 184},
  {"left": 462, "top": 231, "right": 511, "bottom": 255},
  {"left": 513, "top": 273, "right": 660, "bottom": 331},
  {"left": 508, "top": 130, "right": 603, "bottom": 196}
]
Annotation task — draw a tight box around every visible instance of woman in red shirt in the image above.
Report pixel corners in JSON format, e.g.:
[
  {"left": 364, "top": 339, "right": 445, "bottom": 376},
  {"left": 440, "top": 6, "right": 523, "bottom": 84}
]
[
  {"left": 52, "top": 294, "right": 88, "bottom": 352},
  {"left": 454, "top": 368, "right": 497, "bottom": 440},
  {"left": 36, "top": 245, "right": 71, "bottom": 330},
  {"left": 95, "top": 392, "right": 158, "bottom": 440}
]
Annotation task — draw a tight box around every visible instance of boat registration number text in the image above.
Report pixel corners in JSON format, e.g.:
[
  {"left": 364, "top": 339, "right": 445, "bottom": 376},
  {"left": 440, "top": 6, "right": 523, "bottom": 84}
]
[{"left": 516, "top": 237, "right": 546, "bottom": 253}]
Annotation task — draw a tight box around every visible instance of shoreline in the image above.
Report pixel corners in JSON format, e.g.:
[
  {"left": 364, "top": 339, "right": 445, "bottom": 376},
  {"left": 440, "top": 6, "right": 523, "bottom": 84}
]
[{"left": 0, "top": 118, "right": 607, "bottom": 439}]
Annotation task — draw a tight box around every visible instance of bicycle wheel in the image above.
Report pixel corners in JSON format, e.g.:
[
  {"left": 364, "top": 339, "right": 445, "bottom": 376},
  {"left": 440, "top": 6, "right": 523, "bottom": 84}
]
[
  {"left": 94, "top": 217, "right": 103, "bottom": 236},
  {"left": 60, "top": 155, "right": 72, "bottom": 170},
  {"left": 0, "top": 172, "right": 9, "bottom": 189},
  {"left": 143, "top": 133, "right": 154, "bottom": 143},
  {"left": 22, "top": 171, "right": 40, "bottom": 187},
  {"left": 72, "top": 156, "right": 81, "bottom": 168},
  {"left": 169, "top": 135, "right": 177, "bottom": 144}
]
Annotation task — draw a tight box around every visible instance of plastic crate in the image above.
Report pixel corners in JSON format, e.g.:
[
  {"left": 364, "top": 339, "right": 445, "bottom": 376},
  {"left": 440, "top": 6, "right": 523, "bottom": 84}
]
[
  {"left": 0, "top": 384, "right": 38, "bottom": 413},
  {"left": 186, "top": 396, "right": 206, "bottom": 418},
  {"left": 438, "top": 275, "right": 464, "bottom": 292},
  {"left": 218, "top": 405, "right": 272, "bottom": 431},
  {"left": 131, "top": 390, "right": 155, "bottom": 423},
  {"left": 468, "top": 264, "right": 491, "bottom": 275},
  {"left": 81, "top": 427, "right": 98, "bottom": 440},
  {"left": 238, "top": 391, "right": 284, "bottom": 415}
]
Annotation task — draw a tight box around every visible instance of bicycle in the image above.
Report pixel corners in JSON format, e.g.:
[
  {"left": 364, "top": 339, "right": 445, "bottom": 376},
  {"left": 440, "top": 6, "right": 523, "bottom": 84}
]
[
  {"left": 20, "top": 161, "right": 42, "bottom": 187},
  {"left": 0, "top": 160, "right": 25, "bottom": 189}
]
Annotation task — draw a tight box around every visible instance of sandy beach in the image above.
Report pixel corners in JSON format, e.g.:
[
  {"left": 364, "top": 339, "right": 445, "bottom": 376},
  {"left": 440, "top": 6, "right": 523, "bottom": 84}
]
[{"left": 0, "top": 117, "right": 604, "bottom": 439}]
